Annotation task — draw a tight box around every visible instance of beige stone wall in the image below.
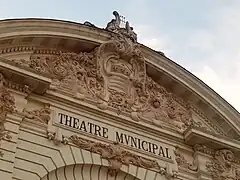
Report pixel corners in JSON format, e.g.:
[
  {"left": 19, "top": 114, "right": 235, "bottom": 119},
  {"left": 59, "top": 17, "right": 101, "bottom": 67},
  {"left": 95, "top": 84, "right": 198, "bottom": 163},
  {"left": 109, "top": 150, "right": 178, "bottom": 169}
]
[
  {"left": 0, "top": 87, "right": 220, "bottom": 180},
  {"left": 0, "top": 116, "right": 20, "bottom": 180},
  {"left": 0, "top": 91, "right": 172, "bottom": 180},
  {"left": 0, "top": 119, "right": 165, "bottom": 180}
]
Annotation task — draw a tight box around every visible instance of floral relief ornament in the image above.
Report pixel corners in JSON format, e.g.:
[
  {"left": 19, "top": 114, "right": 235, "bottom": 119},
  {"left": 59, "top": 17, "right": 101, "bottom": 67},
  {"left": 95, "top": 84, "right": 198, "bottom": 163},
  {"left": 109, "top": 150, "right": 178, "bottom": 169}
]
[
  {"left": 206, "top": 149, "right": 240, "bottom": 180},
  {"left": 0, "top": 73, "right": 15, "bottom": 157}
]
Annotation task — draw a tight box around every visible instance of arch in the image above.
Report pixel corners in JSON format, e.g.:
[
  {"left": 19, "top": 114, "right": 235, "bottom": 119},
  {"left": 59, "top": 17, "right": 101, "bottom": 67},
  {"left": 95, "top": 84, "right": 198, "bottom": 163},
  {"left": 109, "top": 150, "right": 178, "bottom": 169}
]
[{"left": 40, "top": 164, "right": 141, "bottom": 180}]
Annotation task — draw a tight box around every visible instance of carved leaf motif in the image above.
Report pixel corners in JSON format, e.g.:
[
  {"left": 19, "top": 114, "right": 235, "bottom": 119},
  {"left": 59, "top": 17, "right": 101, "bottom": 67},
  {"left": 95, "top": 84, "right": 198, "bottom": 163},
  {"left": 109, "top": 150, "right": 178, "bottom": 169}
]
[{"left": 69, "top": 135, "right": 163, "bottom": 176}]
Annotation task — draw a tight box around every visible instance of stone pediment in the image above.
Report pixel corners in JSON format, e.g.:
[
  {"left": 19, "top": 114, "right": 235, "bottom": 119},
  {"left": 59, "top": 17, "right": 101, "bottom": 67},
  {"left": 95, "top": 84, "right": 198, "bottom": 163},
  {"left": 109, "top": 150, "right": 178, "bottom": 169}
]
[{"left": 0, "top": 12, "right": 239, "bottom": 144}]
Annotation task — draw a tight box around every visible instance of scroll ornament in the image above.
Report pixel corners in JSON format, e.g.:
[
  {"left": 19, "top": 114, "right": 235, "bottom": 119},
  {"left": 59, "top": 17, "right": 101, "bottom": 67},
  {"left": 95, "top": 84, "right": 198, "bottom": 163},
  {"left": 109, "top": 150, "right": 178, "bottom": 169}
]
[
  {"left": 10, "top": 12, "right": 193, "bottom": 132},
  {"left": 0, "top": 73, "right": 15, "bottom": 156},
  {"left": 206, "top": 149, "right": 240, "bottom": 180},
  {"left": 69, "top": 135, "right": 167, "bottom": 177}
]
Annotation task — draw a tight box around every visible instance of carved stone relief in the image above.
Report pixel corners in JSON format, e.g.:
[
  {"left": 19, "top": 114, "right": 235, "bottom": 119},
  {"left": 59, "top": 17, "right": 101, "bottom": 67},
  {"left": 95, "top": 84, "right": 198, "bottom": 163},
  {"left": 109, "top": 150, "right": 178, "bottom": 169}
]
[
  {"left": 29, "top": 49, "right": 104, "bottom": 101},
  {"left": 70, "top": 135, "right": 167, "bottom": 176},
  {"left": 0, "top": 73, "right": 15, "bottom": 156},
  {"left": 193, "top": 144, "right": 215, "bottom": 156},
  {"left": 174, "top": 146, "right": 198, "bottom": 172},
  {"left": 47, "top": 132, "right": 175, "bottom": 177},
  {"left": 6, "top": 11, "right": 195, "bottom": 133},
  {"left": 47, "top": 127, "right": 68, "bottom": 145},
  {"left": 174, "top": 144, "right": 240, "bottom": 179},
  {"left": 0, "top": 11, "right": 235, "bottom": 139},
  {"left": 206, "top": 149, "right": 240, "bottom": 180},
  {"left": 10, "top": 37, "right": 192, "bottom": 133},
  {"left": 22, "top": 104, "right": 51, "bottom": 124}
]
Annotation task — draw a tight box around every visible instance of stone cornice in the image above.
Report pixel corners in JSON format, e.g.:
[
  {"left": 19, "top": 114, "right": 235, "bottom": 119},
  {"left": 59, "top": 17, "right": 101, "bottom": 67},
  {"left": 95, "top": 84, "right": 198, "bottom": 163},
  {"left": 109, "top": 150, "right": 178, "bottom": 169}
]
[
  {"left": 184, "top": 126, "right": 240, "bottom": 153},
  {"left": 0, "top": 58, "right": 51, "bottom": 94},
  {"left": 0, "top": 18, "right": 110, "bottom": 44}
]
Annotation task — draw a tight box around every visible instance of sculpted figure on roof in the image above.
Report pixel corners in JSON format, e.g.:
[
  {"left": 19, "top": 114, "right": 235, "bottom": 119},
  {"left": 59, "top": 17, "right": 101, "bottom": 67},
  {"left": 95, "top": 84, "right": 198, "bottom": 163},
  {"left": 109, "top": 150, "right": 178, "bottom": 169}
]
[
  {"left": 106, "top": 11, "right": 121, "bottom": 32},
  {"left": 106, "top": 11, "right": 137, "bottom": 43}
]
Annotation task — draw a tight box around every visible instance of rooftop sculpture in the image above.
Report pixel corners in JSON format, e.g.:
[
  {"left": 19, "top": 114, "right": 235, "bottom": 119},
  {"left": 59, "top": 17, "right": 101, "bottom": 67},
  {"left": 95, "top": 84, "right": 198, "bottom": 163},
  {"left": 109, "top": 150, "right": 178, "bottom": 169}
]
[
  {"left": 106, "top": 11, "right": 137, "bottom": 43},
  {"left": 84, "top": 11, "right": 138, "bottom": 43}
]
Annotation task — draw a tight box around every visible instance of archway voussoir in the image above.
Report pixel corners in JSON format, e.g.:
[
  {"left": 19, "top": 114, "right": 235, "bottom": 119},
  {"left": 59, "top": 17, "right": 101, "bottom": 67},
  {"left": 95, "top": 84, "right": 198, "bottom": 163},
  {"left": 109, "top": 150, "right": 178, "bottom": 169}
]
[
  {"left": 58, "top": 145, "right": 75, "bottom": 166},
  {"left": 81, "top": 149, "right": 93, "bottom": 164},
  {"left": 91, "top": 152, "right": 102, "bottom": 165},
  {"left": 136, "top": 167, "right": 147, "bottom": 180},
  {"left": 40, "top": 164, "right": 141, "bottom": 180},
  {"left": 145, "top": 170, "right": 158, "bottom": 180},
  {"left": 64, "top": 165, "right": 75, "bottom": 180},
  {"left": 70, "top": 146, "right": 84, "bottom": 164}
]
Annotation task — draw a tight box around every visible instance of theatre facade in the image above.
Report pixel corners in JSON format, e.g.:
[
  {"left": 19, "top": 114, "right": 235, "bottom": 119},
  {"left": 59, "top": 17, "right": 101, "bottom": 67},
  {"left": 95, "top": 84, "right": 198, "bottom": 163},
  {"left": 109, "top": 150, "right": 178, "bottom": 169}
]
[{"left": 0, "top": 11, "right": 240, "bottom": 180}]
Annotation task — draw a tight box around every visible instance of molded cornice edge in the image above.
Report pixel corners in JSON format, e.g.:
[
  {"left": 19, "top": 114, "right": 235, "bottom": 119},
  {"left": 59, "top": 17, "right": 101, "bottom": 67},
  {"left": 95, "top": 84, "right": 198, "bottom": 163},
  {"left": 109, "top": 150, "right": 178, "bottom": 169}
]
[
  {"left": 0, "top": 18, "right": 110, "bottom": 44},
  {"left": 184, "top": 126, "right": 240, "bottom": 153}
]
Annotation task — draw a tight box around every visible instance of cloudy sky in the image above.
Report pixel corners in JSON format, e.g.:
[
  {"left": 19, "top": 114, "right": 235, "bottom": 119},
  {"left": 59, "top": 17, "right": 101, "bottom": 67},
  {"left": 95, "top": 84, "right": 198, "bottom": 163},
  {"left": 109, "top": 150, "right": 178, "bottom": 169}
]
[{"left": 1, "top": 0, "right": 240, "bottom": 111}]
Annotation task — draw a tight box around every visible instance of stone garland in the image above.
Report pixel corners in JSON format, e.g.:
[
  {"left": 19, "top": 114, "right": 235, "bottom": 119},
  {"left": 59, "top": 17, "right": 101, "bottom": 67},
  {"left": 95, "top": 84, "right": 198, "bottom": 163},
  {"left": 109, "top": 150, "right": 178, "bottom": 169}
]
[
  {"left": 69, "top": 135, "right": 166, "bottom": 176},
  {"left": 46, "top": 131, "right": 178, "bottom": 178},
  {"left": 21, "top": 104, "right": 180, "bottom": 178}
]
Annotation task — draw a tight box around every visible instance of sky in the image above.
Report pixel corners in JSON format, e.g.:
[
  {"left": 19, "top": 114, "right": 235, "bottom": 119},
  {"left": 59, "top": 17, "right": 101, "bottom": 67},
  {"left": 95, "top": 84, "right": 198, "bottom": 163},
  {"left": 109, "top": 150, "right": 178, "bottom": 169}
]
[{"left": 1, "top": 0, "right": 240, "bottom": 111}]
